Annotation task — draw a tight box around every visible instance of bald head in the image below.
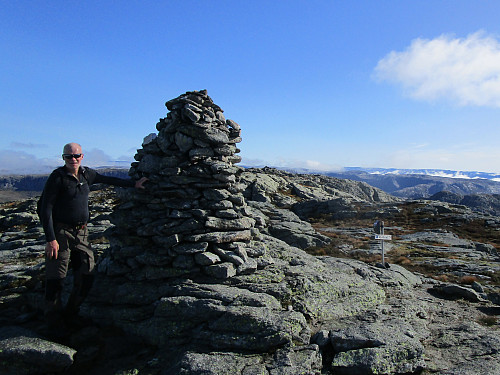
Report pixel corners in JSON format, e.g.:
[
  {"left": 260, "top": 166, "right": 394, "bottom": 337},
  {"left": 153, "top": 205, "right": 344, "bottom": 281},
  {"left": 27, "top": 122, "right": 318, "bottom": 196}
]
[{"left": 63, "top": 143, "right": 82, "bottom": 154}]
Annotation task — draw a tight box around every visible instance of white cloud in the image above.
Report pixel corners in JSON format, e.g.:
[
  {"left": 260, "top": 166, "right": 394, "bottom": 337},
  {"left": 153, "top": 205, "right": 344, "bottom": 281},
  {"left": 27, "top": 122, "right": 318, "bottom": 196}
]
[
  {"left": 271, "top": 158, "right": 343, "bottom": 172},
  {"left": 10, "top": 142, "right": 48, "bottom": 149},
  {"left": 82, "top": 148, "right": 114, "bottom": 167},
  {"left": 384, "top": 144, "right": 500, "bottom": 173},
  {"left": 0, "top": 147, "right": 134, "bottom": 175},
  {"left": 240, "top": 157, "right": 269, "bottom": 167},
  {"left": 0, "top": 150, "right": 59, "bottom": 175},
  {"left": 375, "top": 31, "right": 500, "bottom": 107},
  {"left": 81, "top": 148, "right": 135, "bottom": 168},
  {"left": 240, "top": 156, "right": 343, "bottom": 172}
]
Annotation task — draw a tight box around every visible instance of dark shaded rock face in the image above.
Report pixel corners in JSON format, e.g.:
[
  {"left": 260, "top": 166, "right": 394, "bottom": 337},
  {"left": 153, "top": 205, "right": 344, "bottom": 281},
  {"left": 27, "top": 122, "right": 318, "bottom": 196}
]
[{"left": 428, "top": 190, "right": 500, "bottom": 216}]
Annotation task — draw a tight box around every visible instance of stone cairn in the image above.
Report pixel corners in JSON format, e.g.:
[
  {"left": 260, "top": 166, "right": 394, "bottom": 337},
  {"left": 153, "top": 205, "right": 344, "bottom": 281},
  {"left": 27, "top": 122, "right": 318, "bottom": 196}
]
[{"left": 105, "top": 90, "right": 263, "bottom": 280}]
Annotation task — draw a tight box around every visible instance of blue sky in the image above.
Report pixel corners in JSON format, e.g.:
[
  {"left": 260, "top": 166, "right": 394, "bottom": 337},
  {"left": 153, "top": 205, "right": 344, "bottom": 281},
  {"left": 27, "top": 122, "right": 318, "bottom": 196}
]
[{"left": 2, "top": 1, "right": 500, "bottom": 174}]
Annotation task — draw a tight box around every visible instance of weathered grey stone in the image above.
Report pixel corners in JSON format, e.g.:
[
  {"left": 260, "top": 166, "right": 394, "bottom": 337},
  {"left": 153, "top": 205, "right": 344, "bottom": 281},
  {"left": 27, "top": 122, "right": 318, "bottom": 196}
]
[
  {"left": 174, "top": 131, "right": 194, "bottom": 152},
  {"left": 136, "top": 154, "right": 162, "bottom": 174},
  {"left": 226, "top": 119, "right": 241, "bottom": 131},
  {"left": 206, "top": 160, "right": 241, "bottom": 175},
  {"left": 268, "top": 345, "right": 322, "bottom": 375},
  {"left": 142, "top": 132, "right": 157, "bottom": 147},
  {"left": 432, "top": 283, "right": 483, "bottom": 302},
  {"left": 205, "top": 217, "right": 255, "bottom": 231},
  {"left": 0, "top": 326, "right": 76, "bottom": 375},
  {"left": 203, "top": 188, "right": 232, "bottom": 201},
  {"left": 152, "top": 233, "right": 180, "bottom": 248},
  {"left": 241, "top": 242, "right": 267, "bottom": 259},
  {"left": 195, "top": 251, "right": 221, "bottom": 265},
  {"left": 185, "top": 230, "right": 253, "bottom": 243},
  {"left": 248, "top": 201, "right": 330, "bottom": 249},
  {"left": 183, "top": 107, "right": 201, "bottom": 123},
  {"left": 237, "top": 258, "right": 258, "bottom": 275},
  {"left": 205, "top": 262, "right": 237, "bottom": 279},
  {"left": 204, "top": 306, "right": 310, "bottom": 350},
  {"left": 132, "top": 265, "right": 193, "bottom": 280},
  {"left": 161, "top": 282, "right": 282, "bottom": 309},
  {"left": 230, "top": 242, "right": 249, "bottom": 261},
  {"left": 425, "top": 321, "right": 500, "bottom": 375},
  {"left": 215, "top": 208, "right": 239, "bottom": 218},
  {"left": 212, "top": 247, "right": 245, "bottom": 266},
  {"left": 214, "top": 144, "right": 237, "bottom": 156},
  {"left": 328, "top": 319, "right": 425, "bottom": 375},
  {"left": 179, "top": 124, "right": 230, "bottom": 144},
  {"left": 172, "top": 241, "right": 209, "bottom": 254},
  {"left": 208, "top": 199, "right": 234, "bottom": 209},
  {"left": 401, "top": 230, "right": 474, "bottom": 248},
  {"left": 177, "top": 351, "right": 264, "bottom": 375},
  {"left": 154, "top": 296, "right": 225, "bottom": 321}
]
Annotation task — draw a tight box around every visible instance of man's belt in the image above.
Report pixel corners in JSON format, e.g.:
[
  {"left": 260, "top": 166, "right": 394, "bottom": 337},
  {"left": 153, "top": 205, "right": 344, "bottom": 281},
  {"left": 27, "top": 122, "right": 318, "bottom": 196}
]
[{"left": 56, "top": 222, "right": 87, "bottom": 231}]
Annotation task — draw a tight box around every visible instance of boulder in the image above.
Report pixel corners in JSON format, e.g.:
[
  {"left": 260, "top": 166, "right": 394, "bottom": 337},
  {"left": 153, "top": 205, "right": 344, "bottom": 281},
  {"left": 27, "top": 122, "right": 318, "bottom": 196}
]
[{"left": 0, "top": 326, "right": 76, "bottom": 375}]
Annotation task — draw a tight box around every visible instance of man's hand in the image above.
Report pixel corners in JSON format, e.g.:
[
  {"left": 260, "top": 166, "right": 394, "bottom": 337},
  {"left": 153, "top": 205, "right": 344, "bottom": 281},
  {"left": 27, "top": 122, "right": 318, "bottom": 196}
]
[
  {"left": 45, "top": 240, "right": 59, "bottom": 259},
  {"left": 135, "top": 177, "right": 148, "bottom": 189}
]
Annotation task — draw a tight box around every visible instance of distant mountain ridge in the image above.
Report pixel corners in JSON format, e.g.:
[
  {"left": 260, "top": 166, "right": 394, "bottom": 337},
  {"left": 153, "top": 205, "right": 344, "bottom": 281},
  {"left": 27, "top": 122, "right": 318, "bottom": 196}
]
[
  {"left": 342, "top": 167, "right": 500, "bottom": 181},
  {"left": 1, "top": 166, "right": 500, "bottom": 215},
  {"left": 2, "top": 165, "right": 500, "bottom": 200},
  {"left": 323, "top": 168, "right": 500, "bottom": 198},
  {"left": 0, "top": 167, "right": 129, "bottom": 192}
]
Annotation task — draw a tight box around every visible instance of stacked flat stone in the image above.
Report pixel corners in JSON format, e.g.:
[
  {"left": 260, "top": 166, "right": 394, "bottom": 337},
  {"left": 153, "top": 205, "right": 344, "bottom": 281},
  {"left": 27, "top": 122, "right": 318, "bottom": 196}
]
[{"left": 107, "top": 90, "right": 262, "bottom": 279}]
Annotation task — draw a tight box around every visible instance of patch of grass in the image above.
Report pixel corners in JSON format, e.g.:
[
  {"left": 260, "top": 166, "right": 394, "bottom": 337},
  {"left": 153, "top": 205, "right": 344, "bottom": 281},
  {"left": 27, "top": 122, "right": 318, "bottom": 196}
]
[
  {"left": 355, "top": 253, "right": 382, "bottom": 264},
  {"left": 433, "top": 274, "right": 450, "bottom": 282},
  {"left": 306, "top": 243, "right": 350, "bottom": 259},
  {"left": 388, "top": 244, "right": 456, "bottom": 261},
  {"left": 458, "top": 275, "right": 478, "bottom": 285},
  {"left": 394, "top": 256, "right": 412, "bottom": 266}
]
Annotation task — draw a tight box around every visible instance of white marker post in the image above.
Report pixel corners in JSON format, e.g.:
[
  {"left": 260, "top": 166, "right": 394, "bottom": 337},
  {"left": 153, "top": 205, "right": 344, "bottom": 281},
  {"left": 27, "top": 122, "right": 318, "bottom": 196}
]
[{"left": 373, "top": 221, "right": 392, "bottom": 268}]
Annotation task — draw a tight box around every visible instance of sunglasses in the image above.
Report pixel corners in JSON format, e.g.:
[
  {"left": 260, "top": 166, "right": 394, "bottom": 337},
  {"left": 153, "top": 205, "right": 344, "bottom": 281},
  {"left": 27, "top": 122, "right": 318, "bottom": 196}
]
[{"left": 62, "top": 154, "right": 83, "bottom": 160}]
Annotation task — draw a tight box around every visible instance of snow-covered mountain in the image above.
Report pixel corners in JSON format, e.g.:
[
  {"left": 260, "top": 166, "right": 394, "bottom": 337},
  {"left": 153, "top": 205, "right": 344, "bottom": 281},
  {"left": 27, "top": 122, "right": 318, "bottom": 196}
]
[
  {"left": 323, "top": 168, "right": 500, "bottom": 198},
  {"left": 343, "top": 167, "right": 500, "bottom": 182}
]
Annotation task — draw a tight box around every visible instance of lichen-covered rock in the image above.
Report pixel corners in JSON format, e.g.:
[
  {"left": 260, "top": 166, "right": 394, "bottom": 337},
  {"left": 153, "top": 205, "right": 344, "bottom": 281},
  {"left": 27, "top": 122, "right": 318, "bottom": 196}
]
[
  {"left": 175, "top": 345, "right": 323, "bottom": 375},
  {"left": 0, "top": 326, "right": 76, "bottom": 375},
  {"left": 328, "top": 319, "right": 425, "bottom": 375}
]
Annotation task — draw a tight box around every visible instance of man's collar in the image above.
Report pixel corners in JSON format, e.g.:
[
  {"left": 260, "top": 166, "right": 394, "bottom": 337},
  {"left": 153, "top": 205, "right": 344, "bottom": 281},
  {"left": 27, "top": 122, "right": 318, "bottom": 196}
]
[{"left": 62, "top": 165, "right": 84, "bottom": 176}]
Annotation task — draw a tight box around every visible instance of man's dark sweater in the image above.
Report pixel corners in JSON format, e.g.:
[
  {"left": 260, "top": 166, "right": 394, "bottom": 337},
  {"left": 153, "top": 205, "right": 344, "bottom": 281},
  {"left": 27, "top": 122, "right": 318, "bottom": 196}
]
[{"left": 41, "top": 166, "right": 134, "bottom": 242}]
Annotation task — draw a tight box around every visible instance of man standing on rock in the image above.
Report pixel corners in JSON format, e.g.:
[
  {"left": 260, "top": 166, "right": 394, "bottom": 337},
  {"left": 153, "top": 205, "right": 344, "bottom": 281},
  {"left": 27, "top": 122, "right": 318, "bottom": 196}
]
[{"left": 40, "top": 142, "right": 147, "bottom": 335}]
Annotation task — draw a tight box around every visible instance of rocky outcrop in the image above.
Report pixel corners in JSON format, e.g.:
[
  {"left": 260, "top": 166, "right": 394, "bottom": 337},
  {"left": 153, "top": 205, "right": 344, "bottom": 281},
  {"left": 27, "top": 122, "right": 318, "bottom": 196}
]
[
  {"left": 0, "top": 91, "right": 499, "bottom": 374},
  {"left": 430, "top": 191, "right": 500, "bottom": 216},
  {"left": 0, "top": 326, "right": 76, "bottom": 375}
]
